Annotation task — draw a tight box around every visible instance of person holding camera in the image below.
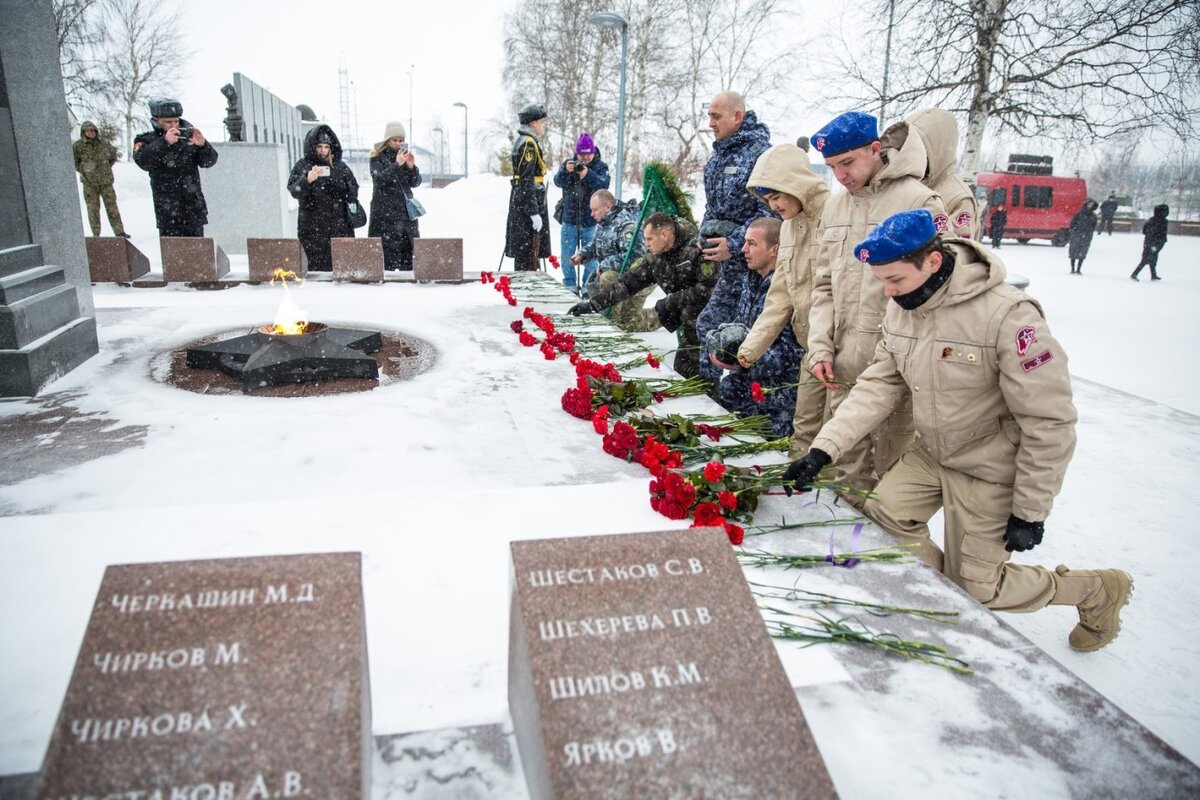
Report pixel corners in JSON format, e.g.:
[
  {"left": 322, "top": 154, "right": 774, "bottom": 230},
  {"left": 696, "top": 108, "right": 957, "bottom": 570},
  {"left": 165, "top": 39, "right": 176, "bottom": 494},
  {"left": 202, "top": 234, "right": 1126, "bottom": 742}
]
[
  {"left": 553, "top": 132, "right": 610, "bottom": 294},
  {"left": 504, "top": 104, "right": 552, "bottom": 271},
  {"left": 368, "top": 122, "right": 422, "bottom": 271},
  {"left": 133, "top": 98, "right": 218, "bottom": 238},
  {"left": 287, "top": 124, "right": 361, "bottom": 271}
]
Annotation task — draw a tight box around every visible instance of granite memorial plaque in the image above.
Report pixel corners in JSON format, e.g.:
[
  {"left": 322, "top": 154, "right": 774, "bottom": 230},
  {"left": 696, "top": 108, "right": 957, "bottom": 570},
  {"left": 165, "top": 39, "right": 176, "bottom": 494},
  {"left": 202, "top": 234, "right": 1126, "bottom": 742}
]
[
  {"left": 85, "top": 237, "right": 150, "bottom": 282},
  {"left": 413, "top": 238, "right": 464, "bottom": 282},
  {"left": 331, "top": 238, "right": 384, "bottom": 283},
  {"left": 248, "top": 238, "right": 308, "bottom": 282},
  {"left": 509, "top": 527, "right": 837, "bottom": 799},
  {"left": 160, "top": 237, "right": 231, "bottom": 282},
  {"left": 35, "top": 552, "right": 371, "bottom": 800}
]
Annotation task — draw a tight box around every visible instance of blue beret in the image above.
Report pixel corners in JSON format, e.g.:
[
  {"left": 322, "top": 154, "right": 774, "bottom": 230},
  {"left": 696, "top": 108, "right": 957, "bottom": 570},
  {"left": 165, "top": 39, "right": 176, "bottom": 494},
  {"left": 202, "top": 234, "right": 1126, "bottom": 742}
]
[
  {"left": 810, "top": 111, "right": 878, "bottom": 157},
  {"left": 854, "top": 210, "right": 939, "bottom": 265}
]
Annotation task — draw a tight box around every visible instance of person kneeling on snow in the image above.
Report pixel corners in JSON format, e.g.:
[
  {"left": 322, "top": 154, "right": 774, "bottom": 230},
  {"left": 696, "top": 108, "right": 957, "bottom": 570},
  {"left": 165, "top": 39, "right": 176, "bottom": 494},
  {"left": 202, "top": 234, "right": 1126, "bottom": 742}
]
[
  {"left": 569, "top": 212, "right": 716, "bottom": 380},
  {"left": 706, "top": 217, "right": 803, "bottom": 437},
  {"left": 783, "top": 209, "right": 1133, "bottom": 652},
  {"left": 572, "top": 190, "right": 642, "bottom": 298}
]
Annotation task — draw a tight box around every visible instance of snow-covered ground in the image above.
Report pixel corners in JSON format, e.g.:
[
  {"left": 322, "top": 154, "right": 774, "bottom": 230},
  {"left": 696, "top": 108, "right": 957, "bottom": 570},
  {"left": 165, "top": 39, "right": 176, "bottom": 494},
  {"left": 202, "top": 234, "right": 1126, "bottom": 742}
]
[{"left": 0, "top": 164, "right": 1197, "bottom": 778}]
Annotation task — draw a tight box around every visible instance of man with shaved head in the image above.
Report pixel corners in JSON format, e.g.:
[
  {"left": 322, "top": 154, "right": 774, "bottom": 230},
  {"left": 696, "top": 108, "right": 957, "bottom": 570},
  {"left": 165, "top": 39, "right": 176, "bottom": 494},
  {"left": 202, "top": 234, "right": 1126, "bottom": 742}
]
[{"left": 694, "top": 90, "right": 775, "bottom": 385}]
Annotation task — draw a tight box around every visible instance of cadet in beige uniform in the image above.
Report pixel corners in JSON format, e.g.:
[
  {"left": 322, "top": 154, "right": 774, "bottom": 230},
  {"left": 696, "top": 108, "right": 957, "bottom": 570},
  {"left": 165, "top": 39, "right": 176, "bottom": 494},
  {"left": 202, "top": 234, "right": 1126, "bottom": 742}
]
[
  {"left": 807, "top": 112, "right": 947, "bottom": 500},
  {"left": 736, "top": 144, "right": 830, "bottom": 454},
  {"left": 785, "top": 210, "right": 1132, "bottom": 651},
  {"left": 880, "top": 107, "right": 978, "bottom": 238}
]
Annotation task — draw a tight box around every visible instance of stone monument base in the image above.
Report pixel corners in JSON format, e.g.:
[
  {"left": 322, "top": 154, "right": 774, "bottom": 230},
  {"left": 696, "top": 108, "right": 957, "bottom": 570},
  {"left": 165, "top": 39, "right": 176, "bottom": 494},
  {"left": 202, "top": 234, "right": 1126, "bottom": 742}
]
[
  {"left": 85, "top": 237, "right": 150, "bottom": 282},
  {"left": 248, "top": 238, "right": 308, "bottom": 282},
  {"left": 161, "top": 238, "right": 231, "bottom": 282},
  {"left": 414, "top": 238, "right": 464, "bottom": 282},
  {"left": 332, "top": 238, "right": 384, "bottom": 283}
]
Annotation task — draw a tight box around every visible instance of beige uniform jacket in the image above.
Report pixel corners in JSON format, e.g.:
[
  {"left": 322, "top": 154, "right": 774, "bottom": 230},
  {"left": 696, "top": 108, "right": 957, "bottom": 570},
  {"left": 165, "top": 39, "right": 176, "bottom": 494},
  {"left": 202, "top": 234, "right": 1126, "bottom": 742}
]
[
  {"left": 812, "top": 240, "right": 1077, "bottom": 521},
  {"left": 738, "top": 144, "right": 830, "bottom": 364},
  {"left": 881, "top": 108, "right": 978, "bottom": 239},
  {"left": 807, "top": 135, "right": 945, "bottom": 380}
]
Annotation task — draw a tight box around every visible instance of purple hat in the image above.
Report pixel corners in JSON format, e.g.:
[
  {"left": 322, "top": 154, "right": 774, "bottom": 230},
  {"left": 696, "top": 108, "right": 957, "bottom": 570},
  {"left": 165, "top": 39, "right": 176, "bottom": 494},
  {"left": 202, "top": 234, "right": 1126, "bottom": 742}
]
[
  {"left": 854, "top": 210, "right": 938, "bottom": 265},
  {"left": 575, "top": 132, "right": 596, "bottom": 155},
  {"left": 811, "top": 111, "right": 878, "bottom": 158}
]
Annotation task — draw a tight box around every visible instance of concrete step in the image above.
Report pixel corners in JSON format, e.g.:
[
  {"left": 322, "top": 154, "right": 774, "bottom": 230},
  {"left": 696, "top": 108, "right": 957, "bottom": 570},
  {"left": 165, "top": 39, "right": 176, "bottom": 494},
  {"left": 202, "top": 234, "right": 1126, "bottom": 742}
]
[
  {"left": 0, "top": 264, "right": 65, "bottom": 305},
  {"left": 0, "top": 284, "right": 82, "bottom": 350},
  {"left": 0, "top": 315, "right": 98, "bottom": 397},
  {"left": 0, "top": 244, "right": 44, "bottom": 279}
]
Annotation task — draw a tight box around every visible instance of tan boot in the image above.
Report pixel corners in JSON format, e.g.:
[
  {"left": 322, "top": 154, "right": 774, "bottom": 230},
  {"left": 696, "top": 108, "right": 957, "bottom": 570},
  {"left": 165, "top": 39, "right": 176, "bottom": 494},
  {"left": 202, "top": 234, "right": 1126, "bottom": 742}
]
[{"left": 1054, "top": 565, "right": 1133, "bottom": 652}]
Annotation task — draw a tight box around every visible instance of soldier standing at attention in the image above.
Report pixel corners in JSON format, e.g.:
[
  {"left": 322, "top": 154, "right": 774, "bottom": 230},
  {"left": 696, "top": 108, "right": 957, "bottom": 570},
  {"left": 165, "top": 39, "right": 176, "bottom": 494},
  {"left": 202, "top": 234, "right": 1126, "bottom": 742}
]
[
  {"left": 504, "top": 104, "right": 553, "bottom": 271},
  {"left": 73, "top": 121, "right": 127, "bottom": 238}
]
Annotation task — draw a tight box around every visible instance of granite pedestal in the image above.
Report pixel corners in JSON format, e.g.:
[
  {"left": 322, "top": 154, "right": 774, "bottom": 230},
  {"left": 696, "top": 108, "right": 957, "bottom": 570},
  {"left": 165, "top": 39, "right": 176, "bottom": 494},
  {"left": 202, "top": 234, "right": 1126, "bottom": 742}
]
[
  {"left": 332, "top": 238, "right": 384, "bottom": 283},
  {"left": 33, "top": 552, "right": 371, "bottom": 800},
  {"left": 248, "top": 238, "right": 308, "bottom": 282},
  {"left": 160, "top": 237, "right": 231, "bottom": 282},
  {"left": 509, "top": 527, "right": 836, "bottom": 799},
  {"left": 85, "top": 237, "right": 150, "bottom": 282},
  {"left": 413, "top": 238, "right": 464, "bottom": 282}
]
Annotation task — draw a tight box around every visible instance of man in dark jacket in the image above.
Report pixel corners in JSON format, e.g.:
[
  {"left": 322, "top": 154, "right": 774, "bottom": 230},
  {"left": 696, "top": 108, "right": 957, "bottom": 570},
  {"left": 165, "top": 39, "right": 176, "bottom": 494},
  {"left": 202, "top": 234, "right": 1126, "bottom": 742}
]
[
  {"left": 133, "top": 98, "right": 218, "bottom": 237},
  {"left": 73, "top": 121, "right": 127, "bottom": 237},
  {"left": 287, "top": 124, "right": 360, "bottom": 271},
  {"left": 1099, "top": 194, "right": 1119, "bottom": 235},
  {"left": 554, "top": 132, "right": 610, "bottom": 293},
  {"left": 569, "top": 212, "right": 717, "bottom": 379},
  {"left": 988, "top": 205, "right": 1007, "bottom": 249},
  {"left": 1131, "top": 204, "right": 1169, "bottom": 281},
  {"left": 1067, "top": 199, "right": 1098, "bottom": 274},
  {"left": 694, "top": 91, "right": 775, "bottom": 382},
  {"left": 504, "top": 104, "right": 552, "bottom": 271}
]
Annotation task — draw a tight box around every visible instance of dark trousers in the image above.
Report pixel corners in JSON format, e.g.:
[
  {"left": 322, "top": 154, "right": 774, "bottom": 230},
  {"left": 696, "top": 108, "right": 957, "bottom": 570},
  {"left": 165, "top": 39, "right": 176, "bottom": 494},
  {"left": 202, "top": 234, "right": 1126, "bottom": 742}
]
[
  {"left": 159, "top": 221, "right": 204, "bottom": 237},
  {"left": 1101, "top": 216, "right": 1115, "bottom": 235},
  {"left": 382, "top": 231, "right": 415, "bottom": 271},
  {"left": 1131, "top": 247, "right": 1161, "bottom": 279}
]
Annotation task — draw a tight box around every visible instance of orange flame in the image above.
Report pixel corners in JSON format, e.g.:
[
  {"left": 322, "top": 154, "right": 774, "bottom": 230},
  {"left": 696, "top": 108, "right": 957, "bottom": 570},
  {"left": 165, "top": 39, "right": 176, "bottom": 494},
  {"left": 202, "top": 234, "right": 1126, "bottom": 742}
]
[{"left": 269, "top": 268, "right": 308, "bottom": 335}]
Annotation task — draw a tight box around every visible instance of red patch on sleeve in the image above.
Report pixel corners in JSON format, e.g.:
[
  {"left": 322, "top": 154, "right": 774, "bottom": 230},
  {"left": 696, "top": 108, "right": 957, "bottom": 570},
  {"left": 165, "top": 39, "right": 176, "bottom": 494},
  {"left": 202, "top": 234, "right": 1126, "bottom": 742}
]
[
  {"left": 1021, "top": 350, "right": 1053, "bottom": 372},
  {"left": 933, "top": 213, "right": 950, "bottom": 232},
  {"left": 954, "top": 211, "right": 973, "bottom": 230},
  {"left": 1015, "top": 325, "right": 1037, "bottom": 356}
]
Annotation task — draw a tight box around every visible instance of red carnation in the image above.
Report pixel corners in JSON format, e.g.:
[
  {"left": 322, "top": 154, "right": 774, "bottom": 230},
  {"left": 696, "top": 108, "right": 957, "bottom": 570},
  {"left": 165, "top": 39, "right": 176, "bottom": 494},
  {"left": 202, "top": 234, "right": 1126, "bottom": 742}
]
[
  {"left": 696, "top": 423, "right": 732, "bottom": 442},
  {"left": 750, "top": 381, "right": 765, "bottom": 403},
  {"left": 506, "top": 295, "right": 518, "bottom": 306},
  {"left": 518, "top": 330, "right": 538, "bottom": 347},
  {"left": 569, "top": 351, "right": 582, "bottom": 365},
  {"left": 703, "top": 461, "right": 727, "bottom": 482},
  {"left": 510, "top": 320, "right": 525, "bottom": 333},
  {"left": 646, "top": 353, "right": 661, "bottom": 369},
  {"left": 718, "top": 490, "right": 738, "bottom": 510},
  {"left": 592, "top": 413, "right": 609, "bottom": 435},
  {"left": 561, "top": 386, "right": 594, "bottom": 419},
  {"left": 548, "top": 255, "right": 560, "bottom": 270},
  {"left": 523, "top": 306, "right": 535, "bottom": 319},
  {"left": 602, "top": 420, "right": 640, "bottom": 460},
  {"left": 724, "top": 521, "right": 745, "bottom": 546},
  {"left": 691, "top": 502, "right": 725, "bottom": 528},
  {"left": 480, "top": 271, "right": 494, "bottom": 284},
  {"left": 540, "top": 342, "right": 557, "bottom": 360}
]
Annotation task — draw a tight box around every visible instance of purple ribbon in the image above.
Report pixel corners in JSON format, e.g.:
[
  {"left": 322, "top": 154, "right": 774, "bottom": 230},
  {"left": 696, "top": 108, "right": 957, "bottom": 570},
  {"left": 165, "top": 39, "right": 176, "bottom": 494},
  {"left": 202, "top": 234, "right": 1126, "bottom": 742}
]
[{"left": 826, "top": 522, "right": 863, "bottom": 568}]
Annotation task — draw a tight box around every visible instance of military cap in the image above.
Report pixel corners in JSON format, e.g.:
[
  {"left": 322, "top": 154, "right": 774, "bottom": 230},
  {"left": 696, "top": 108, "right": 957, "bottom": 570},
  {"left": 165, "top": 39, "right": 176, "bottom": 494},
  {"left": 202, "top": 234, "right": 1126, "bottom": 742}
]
[
  {"left": 148, "top": 98, "right": 183, "bottom": 118},
  {"left": 518, "top": 104, "right": 547, "bottom": 125},
  {"left": 854, "top": 209, "right": 939, "bottom": 265},
  {"left": 810, "top": 111, "right": 878, "bottom": 157}
]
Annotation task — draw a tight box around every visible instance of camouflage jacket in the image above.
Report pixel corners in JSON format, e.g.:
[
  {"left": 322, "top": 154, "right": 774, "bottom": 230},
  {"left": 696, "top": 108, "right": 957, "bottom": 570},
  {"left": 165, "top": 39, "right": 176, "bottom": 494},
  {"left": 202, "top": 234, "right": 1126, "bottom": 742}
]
[
  {"left": 717, "top": 268, "right": 804, "bottom": 437},
  {"left": 580, "top": 203, "right": 643, "bottom": 274},
  {"left": 590, "top": 217, "right": 715, "bottom": 343}
]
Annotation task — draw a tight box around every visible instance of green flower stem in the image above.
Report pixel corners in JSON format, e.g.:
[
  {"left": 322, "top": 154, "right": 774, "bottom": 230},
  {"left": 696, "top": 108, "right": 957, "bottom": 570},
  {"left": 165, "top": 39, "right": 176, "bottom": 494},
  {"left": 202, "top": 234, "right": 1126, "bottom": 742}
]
[
  {"left": 763, "top": 612, "right": 972, "bottom": 674},
  {"left": 736, "top": 545, "right": 918, "bottom": 569},
  {"left": 745, "top": 516, "right": 867, "bottom": 538},
  {"left": 752, "top": 587, "right": 960, "bottom": 624}
]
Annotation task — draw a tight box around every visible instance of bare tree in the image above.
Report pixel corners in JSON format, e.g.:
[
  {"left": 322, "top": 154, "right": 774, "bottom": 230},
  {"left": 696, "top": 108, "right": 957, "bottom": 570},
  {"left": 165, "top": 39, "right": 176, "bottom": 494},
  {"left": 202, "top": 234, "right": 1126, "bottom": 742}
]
[
  {"left": 97, "top": 0, "right": 186, "bottom": 152},
  {"left": 52, "top": 0, "right": 106, "bottom": 116},
  {"left": 823, "top": 0, "right": 1199, "bottom": 175}
]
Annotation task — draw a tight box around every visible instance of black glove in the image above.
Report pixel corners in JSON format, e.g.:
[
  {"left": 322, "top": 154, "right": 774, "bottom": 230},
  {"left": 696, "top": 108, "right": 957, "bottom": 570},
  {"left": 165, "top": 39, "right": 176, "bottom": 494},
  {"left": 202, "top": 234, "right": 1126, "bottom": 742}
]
[
  {"left": 569, "top": 300, "right": 596, "bottom": 316},
  {"left": 1003, "top": 515, "right": 1044, "bottom": 552},
  {"left": 654, "top": 298, "right": 682, "bottom": 332},
  {"left": 781, "top": 449, "right": 832, "bottom": 496}
]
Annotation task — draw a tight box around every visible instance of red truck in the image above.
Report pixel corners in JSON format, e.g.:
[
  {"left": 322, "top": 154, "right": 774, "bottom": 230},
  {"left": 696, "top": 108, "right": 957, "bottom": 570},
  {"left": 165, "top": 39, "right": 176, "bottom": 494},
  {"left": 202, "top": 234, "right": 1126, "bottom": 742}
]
[{"left": 976, "top": 154, "right": 1089, "bottom": 246}]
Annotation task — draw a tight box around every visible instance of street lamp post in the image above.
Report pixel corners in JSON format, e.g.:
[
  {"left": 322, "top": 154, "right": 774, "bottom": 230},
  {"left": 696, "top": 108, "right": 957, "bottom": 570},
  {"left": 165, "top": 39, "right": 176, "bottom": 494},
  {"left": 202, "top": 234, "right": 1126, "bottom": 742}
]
[
  {"left": 453, "top": 102, "right": 468, "bottom": 177},
  {"left": 589, "top": 12, "right": 627, "bottom": 201},
  {"left": 432, "top": 126, "right": 443, "bottom": 176}
]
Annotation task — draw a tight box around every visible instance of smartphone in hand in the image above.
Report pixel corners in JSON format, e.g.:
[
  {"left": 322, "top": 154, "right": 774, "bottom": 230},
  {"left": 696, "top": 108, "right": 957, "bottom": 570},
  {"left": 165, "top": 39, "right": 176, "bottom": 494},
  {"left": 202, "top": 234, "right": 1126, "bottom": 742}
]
[{"left": 316, "top": 165, "right": 331, "bottom": 177}]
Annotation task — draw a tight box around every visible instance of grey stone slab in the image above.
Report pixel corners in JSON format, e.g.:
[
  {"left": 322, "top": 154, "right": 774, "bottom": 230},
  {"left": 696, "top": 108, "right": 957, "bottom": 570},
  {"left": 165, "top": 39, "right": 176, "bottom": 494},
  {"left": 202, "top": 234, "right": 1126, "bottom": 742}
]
[
  {"left": 205, "top": 143, "right": 298, "bottom": 256},
  {"left": 509, "top": 527, "right": 836, "bottom": 800},
  {"left": 413, "top": 238, "right": 464, "bottom": 282},
  {"left": 85, "top": 237, "right": 150, "bottom": 282},
  {"left": 0, "top": 245, "right": 43, "bottom": 279},
  {"left": 33, "top": 552, "right": 372, "bottom": 800},
  {"left": 0, "top": 316, "right": 96, "bottom": 397},
  {"left": 160, "top": 238, "right": 231, "bottom": 282},
  {"left": 0, "top": 283, "right": 80, "bottom": 349},
  {"left": 248, "top": 238, "right": 308, "bottom": 282},
  {"left": 332, "top": 238, "right": 385, "bottom": 283},
  {"left": 0, "top": 265, "right": 64, "bottom": 305}
]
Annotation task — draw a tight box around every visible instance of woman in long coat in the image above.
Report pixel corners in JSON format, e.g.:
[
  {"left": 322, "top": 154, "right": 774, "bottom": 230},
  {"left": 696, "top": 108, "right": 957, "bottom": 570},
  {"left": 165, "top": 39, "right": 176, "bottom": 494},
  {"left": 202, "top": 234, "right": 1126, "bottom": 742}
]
[
  {"left": 368, "top": 122, "right": 422, "bottom": 270},
  {"left": 286, "top": 124, "right": 359, "bottom": 271},
  {"left": 1067, "top": 199, "right": 1098, "bottom": 275}
]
